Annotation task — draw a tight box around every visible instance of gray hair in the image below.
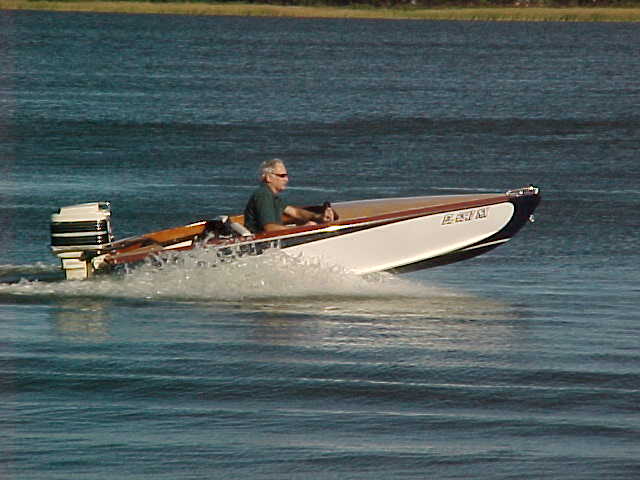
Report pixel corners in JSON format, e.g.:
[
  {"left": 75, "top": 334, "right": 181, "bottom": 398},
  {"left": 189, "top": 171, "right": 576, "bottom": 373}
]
[{"left": 259, "top": 158, "right": 285, "bottom": 181}]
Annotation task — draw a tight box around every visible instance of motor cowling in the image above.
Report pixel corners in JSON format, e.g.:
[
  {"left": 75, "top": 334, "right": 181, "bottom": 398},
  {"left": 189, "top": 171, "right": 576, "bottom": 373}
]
[{"left": 50, "top": 202, "right": 113, "bottom": 280}]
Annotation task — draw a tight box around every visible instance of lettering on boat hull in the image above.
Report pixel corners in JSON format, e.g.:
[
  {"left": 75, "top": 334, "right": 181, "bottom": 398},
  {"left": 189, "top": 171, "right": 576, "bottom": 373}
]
[{"left": 441, "top": 207, "right": 489, "bottom": 226}]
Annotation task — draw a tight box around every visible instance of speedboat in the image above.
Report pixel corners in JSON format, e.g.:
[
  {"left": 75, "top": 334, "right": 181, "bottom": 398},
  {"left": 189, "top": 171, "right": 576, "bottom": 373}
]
[{"left": 50, "top": 185, "right": 540, "bottom": 280}]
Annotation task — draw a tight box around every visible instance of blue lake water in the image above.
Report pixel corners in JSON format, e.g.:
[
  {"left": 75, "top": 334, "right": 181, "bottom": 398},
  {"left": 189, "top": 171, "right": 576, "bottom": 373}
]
[{"left": 1, "top": 10, "right": 639, "bottom": 479}]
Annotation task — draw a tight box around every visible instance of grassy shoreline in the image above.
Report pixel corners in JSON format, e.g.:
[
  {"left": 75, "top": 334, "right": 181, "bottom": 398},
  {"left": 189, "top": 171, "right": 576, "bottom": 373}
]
[{"left": 2, "top": 0, "right": 640, "bottom": 21}]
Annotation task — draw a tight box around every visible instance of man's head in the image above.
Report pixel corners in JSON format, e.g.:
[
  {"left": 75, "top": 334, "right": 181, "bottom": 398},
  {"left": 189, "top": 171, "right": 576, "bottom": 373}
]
[{"left": 260, "top": 158, "right": 289, "bottom": 193}]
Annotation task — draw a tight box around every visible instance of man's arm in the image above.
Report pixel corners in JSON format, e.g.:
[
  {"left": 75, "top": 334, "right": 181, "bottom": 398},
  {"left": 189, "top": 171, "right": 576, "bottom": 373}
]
[
  {"left": 262, "top": 205, "right": 335, "bottom": 232},
  {"left": 284, "top": 205, "right": 335, "bottom": 225},
  {"left": 262, "top": 222, "right": 288, "bottom": 232}
]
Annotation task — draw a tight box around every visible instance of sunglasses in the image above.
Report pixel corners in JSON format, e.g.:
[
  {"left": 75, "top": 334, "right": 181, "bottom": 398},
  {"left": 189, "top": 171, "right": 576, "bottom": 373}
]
[{"left": 272, "top": 173, "right": 289, "bottom": 178}]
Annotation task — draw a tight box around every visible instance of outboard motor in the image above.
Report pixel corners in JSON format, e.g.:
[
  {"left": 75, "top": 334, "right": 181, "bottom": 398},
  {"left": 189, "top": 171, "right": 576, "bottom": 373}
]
[{"left": 50, "top": 202, "right": 113, "bottom": 280}]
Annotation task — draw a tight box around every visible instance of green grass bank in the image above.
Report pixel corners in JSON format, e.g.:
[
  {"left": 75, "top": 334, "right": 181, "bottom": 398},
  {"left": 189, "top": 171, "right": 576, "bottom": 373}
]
[{"left": 2, "top": 0, "right": 640, "bottom": 21}]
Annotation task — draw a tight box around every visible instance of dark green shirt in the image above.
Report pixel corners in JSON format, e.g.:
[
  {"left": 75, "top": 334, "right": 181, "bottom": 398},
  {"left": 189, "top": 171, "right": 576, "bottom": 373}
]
[{"left": 243, "top": 183, "right": 287, "bottom": 233}]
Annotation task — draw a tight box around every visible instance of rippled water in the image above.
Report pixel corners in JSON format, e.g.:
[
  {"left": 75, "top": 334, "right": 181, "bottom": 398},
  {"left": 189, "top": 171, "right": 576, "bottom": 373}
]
[{"left": 1, "top": 11, "right": 639, "bottom": 479}]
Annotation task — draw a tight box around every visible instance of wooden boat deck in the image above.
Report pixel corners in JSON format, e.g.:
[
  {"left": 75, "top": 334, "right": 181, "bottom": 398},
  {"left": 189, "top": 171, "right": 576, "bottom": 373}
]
[{"left": 330, "top": 193, "right": 504, "bottom": 221}]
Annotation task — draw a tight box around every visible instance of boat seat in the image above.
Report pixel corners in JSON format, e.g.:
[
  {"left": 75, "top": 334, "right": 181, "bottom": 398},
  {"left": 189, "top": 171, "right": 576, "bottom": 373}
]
[
  {"left": 230, "top": 222, "right": 252, "bottom": 238},
  {"left": 207, "top": 216, "right": 252, "bottom": 238}
]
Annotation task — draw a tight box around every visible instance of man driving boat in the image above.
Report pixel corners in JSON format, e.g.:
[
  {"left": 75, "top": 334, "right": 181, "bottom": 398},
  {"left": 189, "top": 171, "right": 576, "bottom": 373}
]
[{"left": 244, "top": 158, "right": 335, "bottom": 233}]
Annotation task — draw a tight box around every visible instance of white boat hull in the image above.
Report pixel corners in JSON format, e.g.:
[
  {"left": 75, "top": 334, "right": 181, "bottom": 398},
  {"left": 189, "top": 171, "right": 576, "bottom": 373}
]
[{"left": 286, "top": 201, "right": 514, "bottom": 274}]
